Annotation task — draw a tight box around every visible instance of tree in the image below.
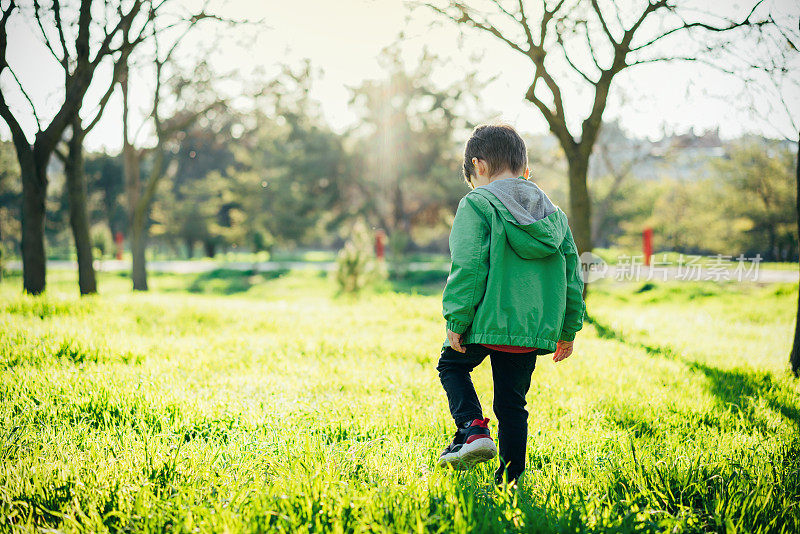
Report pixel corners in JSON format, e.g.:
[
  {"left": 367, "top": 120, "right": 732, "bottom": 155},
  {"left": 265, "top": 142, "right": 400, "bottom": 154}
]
[
  {"left": 590, "top": 120, "right": 649, "bottom": 246},
  {"left": 53, "top": 52, "right": 130, "bottom": 294},
  {"left": 423, "top": 0, "right": 770, "bottom": 255},
  {"left": 0, "top": 139, "right": 19, "bottom": 278},
  {"left": 121, "top": 20, "right": 229, "bottom": 290},
  {"left": 348, "top": 46, "right": 481, "bottom": 254},
  {"left": 753, "top": 5, "right": 800, "bottom": 376},
  {"left": 220, "top": 65, "right": 350, "bottom": 253},
  {"left": 0, "top": 0, "right": 152, "bottom": 294},
  {"left": 723, "top": 2, "right": 800, "bottom": 376},
  {"left": 713, "top": 140, "right": 797, "bottom": 261},
  {"left": 150, "top": 99, "right": 241, "bottom": 258}
]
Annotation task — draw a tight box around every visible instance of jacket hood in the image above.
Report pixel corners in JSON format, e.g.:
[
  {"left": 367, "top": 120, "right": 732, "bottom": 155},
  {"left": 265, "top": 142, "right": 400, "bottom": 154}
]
[{"left": 471, "top": 177, "right": 568, "bottom": 259}]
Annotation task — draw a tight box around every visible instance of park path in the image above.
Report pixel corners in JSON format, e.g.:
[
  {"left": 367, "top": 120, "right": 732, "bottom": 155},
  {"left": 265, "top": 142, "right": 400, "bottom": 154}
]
[{"left": 5, "top": 259, "right": 799, "bottom": 284}]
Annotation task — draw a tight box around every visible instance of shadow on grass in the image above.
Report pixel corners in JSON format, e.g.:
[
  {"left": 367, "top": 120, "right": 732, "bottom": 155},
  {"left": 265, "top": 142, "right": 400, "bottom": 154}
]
[
  {"left": 185, "top": 268, "right": 289, "bottom": 295},
  {"left": 587, "top": 314, "right": 799, "bottom": 431},
  {"left": 686, "top": 362, "right": 800, "bottom": 430},
  {"left": 386, "top": 269, "right": 447, "bottom": 296}
]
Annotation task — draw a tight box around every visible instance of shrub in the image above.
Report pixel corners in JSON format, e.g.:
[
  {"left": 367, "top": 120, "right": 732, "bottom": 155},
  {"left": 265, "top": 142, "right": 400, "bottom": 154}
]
[{"left": 334, "top": 220, "right": 386, "bottom": 294}]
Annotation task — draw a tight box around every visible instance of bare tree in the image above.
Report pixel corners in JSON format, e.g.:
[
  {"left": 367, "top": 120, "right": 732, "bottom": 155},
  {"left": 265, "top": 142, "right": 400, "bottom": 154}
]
[
  {"left": 758, "top": 7, "right": 800, "bottom": 376},
  {"left": 422, "top": 0, "right": 770, "bottom": 255},
  {"left": 121, "top": 12, "right": 230, "bottom": 291},
  {"left": 0, "top": 0, "right": 153, "bottom": 294},
  {"left": 721, "top": 3, "right": 800, "bottom": 375},
  {"left": 791, "top": 125, "right": 799, "bottom": 376},
  {"left": 54, "top": 49, "right": 133, "bottom": 295}
]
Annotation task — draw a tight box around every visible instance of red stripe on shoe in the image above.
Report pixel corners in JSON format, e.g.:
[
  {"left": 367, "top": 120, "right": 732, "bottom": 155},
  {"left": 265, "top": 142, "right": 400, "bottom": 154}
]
[
  {"left": 465, "top": 433, "right": 491, "bottom": 444},
  {"left": 470, "top": 417, "right": 490, "bottom": 428}
]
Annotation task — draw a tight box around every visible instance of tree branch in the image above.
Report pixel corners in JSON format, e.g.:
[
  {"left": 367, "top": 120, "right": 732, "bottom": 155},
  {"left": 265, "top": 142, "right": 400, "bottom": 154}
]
[
  {"left": 590, "top": 0, "right": 617, "bottom": 45},
  {"left": 0, "top": 0, "right": 30, "bottom": 147},
  {"left": 54, "top": 146, "right": 67, "bottom": 163},
  {"left": 32, "top": 0, "right": 64, "bottom": 65},
  {"left": 7, "top": 66, "right": 42, "bottom": 129},
  {"left": 82, "top": 67, "right": 121, "bottom": 133},
  {"left": 91, "top": 0, "right": 144, "bottom": 66},
  {"left": 74, "top": 0, "right": 92, "bottom": 63},
  {"left": 525, "top": 80, "right": 574, "bottom": 152},
  {"left": 52, "top": 0, "right": 71, "bottom": 68},
  {"left": 629, "top": 0, "right": 768, "bottom": 52},
  {"left": 540, "top": 0, "right": 566, "bottom": 49},
  {"left": 423, "top": 2, "right": 528, "bottom": 54},
  {"left": 516, "top": 0, "right": 534, "bottom": 50},
  {"left": 621, "top": 0, "right": 669, "bottom": 49},
  {"left": 626, "top": 54, "right": 738, "bottom": 75},
  {"left": 582, "top": 20, "right": 603, "bottom": 71}
]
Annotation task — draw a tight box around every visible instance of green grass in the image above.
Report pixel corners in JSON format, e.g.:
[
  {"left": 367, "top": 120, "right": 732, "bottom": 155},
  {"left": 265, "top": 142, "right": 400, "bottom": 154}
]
[{"left": 1, "top": 271, "right": 798, "bottom": 532}]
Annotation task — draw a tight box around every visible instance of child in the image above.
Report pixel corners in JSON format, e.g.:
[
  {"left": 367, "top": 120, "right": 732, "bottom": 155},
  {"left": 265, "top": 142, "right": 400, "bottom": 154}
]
[{"left": 437, "top": 124, "right": 585, "bottom": 486}]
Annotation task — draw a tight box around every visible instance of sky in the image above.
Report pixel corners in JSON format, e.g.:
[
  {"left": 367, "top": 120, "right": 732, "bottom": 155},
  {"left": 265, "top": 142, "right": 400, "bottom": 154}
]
[{"left": 1, "top": 0, "right": 799, "bottom": 153}]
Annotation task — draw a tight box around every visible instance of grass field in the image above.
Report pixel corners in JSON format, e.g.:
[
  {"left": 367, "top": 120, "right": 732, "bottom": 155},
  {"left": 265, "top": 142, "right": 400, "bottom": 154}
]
[{"left": 1, "top": 270, "right": 799, "bottom": 533}]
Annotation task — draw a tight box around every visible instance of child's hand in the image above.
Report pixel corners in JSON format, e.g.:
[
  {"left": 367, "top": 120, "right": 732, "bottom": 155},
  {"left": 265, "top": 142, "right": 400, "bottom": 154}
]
[
  {"left": 553, "top": 340, "right": 573, "bottom": 362},
  {"left": 447, "top": 329, "right": 466, "bottom": 353}
]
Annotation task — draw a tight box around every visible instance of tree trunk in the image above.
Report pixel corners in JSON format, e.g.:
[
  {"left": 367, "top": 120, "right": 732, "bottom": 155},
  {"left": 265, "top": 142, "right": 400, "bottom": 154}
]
[
  {"left": 790, "top": 132, "right": 800, "bottom": 378},
  {"left": 64, "top": 126, "right": 97, "bottom": 295},
  {"left": 131, "top": 202, "right": 148, "bottom": 291},
  {"left": 21, "top": 155, "right": 47, "bottom": 295},
  {"left": 0, "top": 211, "right": 3, "bottom": 282},
  {"left": 566, "top": 154, "right": 592, "bottom": 256},
  {"left": 203, "top": 240, "right": 216, "bottom": 258},
  {"left": 124, "top": 147, "right": 149, "bottom": 291}
]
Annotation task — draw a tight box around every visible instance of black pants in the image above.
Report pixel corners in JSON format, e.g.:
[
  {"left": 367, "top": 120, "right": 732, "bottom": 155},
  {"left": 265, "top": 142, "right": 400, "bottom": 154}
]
[{"left": 437, "top": 343, "right": 537, "bottom": 483}]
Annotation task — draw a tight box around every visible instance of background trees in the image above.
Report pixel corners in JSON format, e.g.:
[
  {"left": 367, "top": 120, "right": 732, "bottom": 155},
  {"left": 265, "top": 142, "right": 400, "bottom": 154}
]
[
  {"left": 0, "top": 0, "right": 156, "bottom": 294},
  {"left": 348, "top": 47, "right": 481, "bottom": 255},
  {"left": 423, "top": 0, "right": 770, "bottom": 255},
  {"left": 0, "top": 1, "right": 796, "bottom": 313}
]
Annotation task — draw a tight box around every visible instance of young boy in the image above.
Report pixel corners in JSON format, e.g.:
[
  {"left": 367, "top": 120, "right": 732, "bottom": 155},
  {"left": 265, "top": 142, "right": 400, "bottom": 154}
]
[{"left": 437, "top": 124, "right": 585, "bottom": 486}]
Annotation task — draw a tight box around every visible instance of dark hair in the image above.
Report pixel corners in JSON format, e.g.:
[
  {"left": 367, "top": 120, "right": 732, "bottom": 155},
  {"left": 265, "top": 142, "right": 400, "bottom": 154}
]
[{"left": 463, "top": 124, "right": 527, "bottom": 183}]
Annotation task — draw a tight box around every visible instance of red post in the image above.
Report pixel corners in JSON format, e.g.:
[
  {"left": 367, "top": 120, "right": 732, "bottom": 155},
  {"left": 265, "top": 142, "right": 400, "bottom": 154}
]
[
  {"left": 375, "top": 230, "right": 386, "bottom": 261},
  {"left": 115, "top": 231, "right": 124, "bottom": 260},
  {"left": 643, "top": 227, "right": 653, "bottom": 266}
]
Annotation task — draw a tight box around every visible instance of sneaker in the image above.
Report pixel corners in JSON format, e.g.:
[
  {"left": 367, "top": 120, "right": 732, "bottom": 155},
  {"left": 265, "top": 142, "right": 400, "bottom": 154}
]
[{"left": 438, "top": 417, "right": 497, "bottom": 470}]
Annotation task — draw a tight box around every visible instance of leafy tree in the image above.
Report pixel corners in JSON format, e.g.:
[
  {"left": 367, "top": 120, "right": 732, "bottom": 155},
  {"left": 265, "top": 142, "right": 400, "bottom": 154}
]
[
  {"left": 0, "top": 139, "right": 19, "bottom": 276},
  {"left": 84, "top": 152, "right": 126, "bottom": 240},
  {"left": 348, "top": 46, "right": 480, "bottom": 255},
  {"left": 222, "top": 64, "right": 350, "bottom": 251},
  {"left": 713, "top": 139, "right": 797, "bottom": 261},
  {"left": 150, "top": 105, "right": 241, "bottom": 257},
  {"left": 121, "top": 35, "right": 228, "bottom": 290}
]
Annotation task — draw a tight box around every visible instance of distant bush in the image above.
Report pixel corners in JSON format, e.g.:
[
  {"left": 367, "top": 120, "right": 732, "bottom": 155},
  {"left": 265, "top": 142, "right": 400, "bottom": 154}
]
[
  {"left": 334, "top": 220, "right": 386, "bottom": 294},
  {"left": 91, "top": 226, "right": 113, "bottom": 258}
]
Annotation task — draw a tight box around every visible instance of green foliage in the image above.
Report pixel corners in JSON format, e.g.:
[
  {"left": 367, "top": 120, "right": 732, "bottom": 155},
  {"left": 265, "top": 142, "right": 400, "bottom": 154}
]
[
  {"left": 711, "top": 139, "right": 797, "bottom": 260},
  {"left": 0, "top": 271, "right": 798, "bottom": 532},
  {"left": 334, "top": 220, "right": 385, "bottom": 294},
  {"left": 593, "top": 138, "right": 797, "bottom": 259},
  {"left": 84, "top": 152, "right": 125, "bottom": 238},
  {"left": 348, "top": 46, "right": 484, "bottom": 252},
  {"left": 0, "top": 140, "right": 20, "bottom": 258},
  {"left": 90, "top": 226, "right": 113, "bottom": 258}
]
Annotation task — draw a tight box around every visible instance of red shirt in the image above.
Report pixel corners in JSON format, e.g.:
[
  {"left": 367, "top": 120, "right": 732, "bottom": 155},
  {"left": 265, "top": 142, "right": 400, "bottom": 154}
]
[{"left": 480, "top": 343, "right": 536, "bottom": 353}]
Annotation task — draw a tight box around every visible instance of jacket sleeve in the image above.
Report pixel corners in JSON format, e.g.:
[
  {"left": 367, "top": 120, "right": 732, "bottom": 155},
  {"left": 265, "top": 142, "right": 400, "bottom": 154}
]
[
  {"left": 442, "top": 196, "right": 490, "bottom": 335},
  {"left": 559, "top": 226, "right": 585, "bottom": 341}
]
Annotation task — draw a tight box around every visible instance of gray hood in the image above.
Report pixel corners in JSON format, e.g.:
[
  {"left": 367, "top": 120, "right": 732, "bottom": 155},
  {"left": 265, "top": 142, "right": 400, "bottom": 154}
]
[
  {"left": 472, "top": 177, "right": 568, "bottom": 259},
  {"left": 477, "top": 177, "right": 557, "bottom": 223}
]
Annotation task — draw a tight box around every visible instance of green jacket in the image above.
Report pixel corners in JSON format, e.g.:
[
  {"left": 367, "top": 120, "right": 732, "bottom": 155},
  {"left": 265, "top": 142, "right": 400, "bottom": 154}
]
[{"left": 442, "top": 178, "right": 585, "bottom": 354}]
